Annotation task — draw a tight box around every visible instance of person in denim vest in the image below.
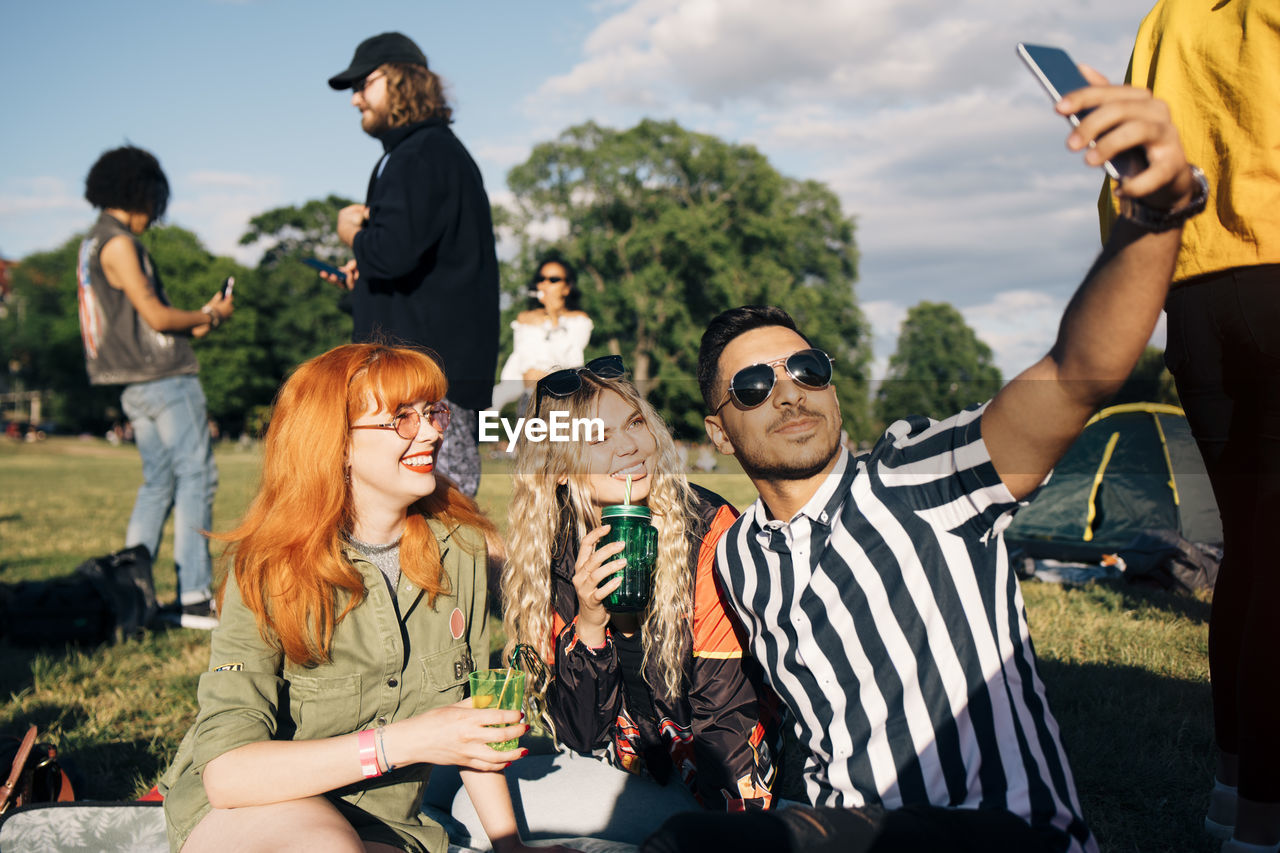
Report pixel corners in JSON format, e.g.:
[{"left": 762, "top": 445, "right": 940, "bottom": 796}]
[{"left": 77, "top": 145, "right": 234, "bottom": 628}]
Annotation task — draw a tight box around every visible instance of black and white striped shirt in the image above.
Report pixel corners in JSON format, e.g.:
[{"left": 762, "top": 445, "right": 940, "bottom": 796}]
[{"left": 716, "top": 405, "right": 1096, "bottom": 853}]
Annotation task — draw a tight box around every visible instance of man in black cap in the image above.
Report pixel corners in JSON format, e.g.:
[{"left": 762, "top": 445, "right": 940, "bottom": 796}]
[{"left": 326, "top": 31, "right": 499, "bottom": 497}]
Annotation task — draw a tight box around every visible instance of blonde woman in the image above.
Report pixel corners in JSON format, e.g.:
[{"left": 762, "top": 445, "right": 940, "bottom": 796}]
[{"left": 501, "top": 357, "right": 777, "bottom": 811}]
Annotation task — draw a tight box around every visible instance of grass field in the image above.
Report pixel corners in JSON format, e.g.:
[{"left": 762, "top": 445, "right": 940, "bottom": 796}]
[{"left": 0, "top": 437, "right": 1217, "bottom": 851}]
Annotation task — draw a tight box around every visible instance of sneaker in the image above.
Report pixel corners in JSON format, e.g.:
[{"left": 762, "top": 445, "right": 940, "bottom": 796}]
[
  {"left": 1209, "top": 780, "right": 1239, "bottom": 840},
  {"left": 161, "top": 597, "right": 218, "bottom": 630}
]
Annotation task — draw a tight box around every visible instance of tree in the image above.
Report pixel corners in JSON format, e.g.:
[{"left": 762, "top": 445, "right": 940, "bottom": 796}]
[
  {"left": 875, "top": 301, "right": 1003, "bottom": 425},
  {"left": 0, "top": 236, "right": 118, "bottom": 431},
  {"left": 138, "top": 226, "right": 261, "bottom": 435},
  {"left": 504, "top": 119, "right": 872, "bottom": 439},
  {"left": 1109, "top": 346, "right": 1179, "bottom": 407},
  {"left": 0, "top": 228, "right": 257, "bottom": 434},
  {"left": 237, "top": 196, "right": 356, "bottom": 430},
  {"left": 1, "top": 199, "right": 359, "bottom": 437}
]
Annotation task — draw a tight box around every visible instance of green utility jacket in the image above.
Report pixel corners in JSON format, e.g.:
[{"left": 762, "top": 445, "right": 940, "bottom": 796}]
[{"left": 160, "top": 520, "right": 489, "bottom": 853}]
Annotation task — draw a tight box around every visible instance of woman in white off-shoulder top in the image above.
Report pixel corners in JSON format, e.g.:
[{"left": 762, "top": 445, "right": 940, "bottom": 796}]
[{"left": 494, "top": 255, "right": 593, "bottom": 413}]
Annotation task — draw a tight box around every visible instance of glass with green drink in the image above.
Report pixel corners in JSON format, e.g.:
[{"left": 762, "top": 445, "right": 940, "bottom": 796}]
[
  {"left": 599, "top": 503, "right": 658, "bottom": 613},
  {"left": 469, "top": 669, "right": 526, "bottom": 750}
]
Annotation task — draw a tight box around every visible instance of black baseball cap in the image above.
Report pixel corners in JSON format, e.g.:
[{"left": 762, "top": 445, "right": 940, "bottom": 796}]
[{"left": 328, "top": 32, "right": 428, "bottom": 90}]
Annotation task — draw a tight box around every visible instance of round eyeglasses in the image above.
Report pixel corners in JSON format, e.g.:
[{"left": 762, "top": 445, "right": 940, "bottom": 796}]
[
  {"left": 714, "top": 348, "right": 834, "bottom": 413},
  {"left": 351, "top": 402, "right": 451, "bottom": 439}
]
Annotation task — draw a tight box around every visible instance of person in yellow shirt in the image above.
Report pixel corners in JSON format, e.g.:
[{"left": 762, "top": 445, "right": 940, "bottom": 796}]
[{"left": 1100, "top": 3, "right": 1280, "bottom": 851}]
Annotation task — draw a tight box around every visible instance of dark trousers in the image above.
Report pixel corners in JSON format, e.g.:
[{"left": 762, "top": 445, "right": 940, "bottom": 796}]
[
  {"left": 640, "top": 803, "right": 1058, "bottom": 853},
  {"left": 1165, "top": 264, "right": 1280, "bottom": 802}
]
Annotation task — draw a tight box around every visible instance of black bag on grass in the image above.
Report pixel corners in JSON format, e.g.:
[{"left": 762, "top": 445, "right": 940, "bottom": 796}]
[{"left": 0, "top": 545, "right": 156, "bottom": 646}]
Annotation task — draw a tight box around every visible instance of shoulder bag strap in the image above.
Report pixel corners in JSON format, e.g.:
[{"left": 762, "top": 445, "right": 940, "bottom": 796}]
[{"left": 0, "top": 726, "right": 38, "bottom": 814}]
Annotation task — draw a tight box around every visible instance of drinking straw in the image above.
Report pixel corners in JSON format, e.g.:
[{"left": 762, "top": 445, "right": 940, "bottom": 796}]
[
  {"left": 495, "top": 664, "right": 516, "bottom": 714},
  {"left": 625, "top": 473, "right": 633, "bottom": 505}
]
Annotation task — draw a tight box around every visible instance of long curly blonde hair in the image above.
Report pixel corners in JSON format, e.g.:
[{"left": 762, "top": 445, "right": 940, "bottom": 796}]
[{"left": 501, "top": 373, "right": 698, "bottom": 703}]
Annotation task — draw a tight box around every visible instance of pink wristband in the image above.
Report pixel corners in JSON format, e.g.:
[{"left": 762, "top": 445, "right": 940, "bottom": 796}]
[{"left": 358, "top": 729, "right": 381, "bottom": 779}]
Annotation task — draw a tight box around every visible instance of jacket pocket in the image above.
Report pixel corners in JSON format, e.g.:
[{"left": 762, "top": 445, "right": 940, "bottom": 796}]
[
  {"left": 288, "top": 673, "right": 362, "bottom": 740},
  {"left": 420, "top": 643, "right": 473, "bottom": 701}
]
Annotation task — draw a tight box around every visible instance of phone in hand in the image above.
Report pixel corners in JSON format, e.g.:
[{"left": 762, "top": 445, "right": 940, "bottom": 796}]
[
  {"left": 220, "top": 276, "right": 235, "bottom": 298},
  {"left": 1016, "top": 43, "right": 1148, "bottom": 181},
  {"left": 302, "top": 257, "right": 348, "bottom": 284}
]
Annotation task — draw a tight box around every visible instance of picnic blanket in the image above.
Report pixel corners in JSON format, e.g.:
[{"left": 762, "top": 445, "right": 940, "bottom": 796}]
[
  {"left": 0, "top": 801, "right": 641, "bottom": 852},
  {"left": 0, "top": 749, "right": 675, "bottom": 853},
  {"left": 425, "top": 749, "right": 697, "bottom": 847}
]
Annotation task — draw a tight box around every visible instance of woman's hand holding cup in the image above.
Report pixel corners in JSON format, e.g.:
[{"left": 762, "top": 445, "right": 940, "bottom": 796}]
[
  {"left": 571, "top": 524, "right": 626, "bottom": 647},
  {"left": 383, "top": 700, "right": 528, "bottom": 772}
]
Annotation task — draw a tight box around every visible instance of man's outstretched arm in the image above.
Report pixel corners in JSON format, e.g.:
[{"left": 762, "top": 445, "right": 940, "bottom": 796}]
[{"left": 984, "top": 66, "right": 1201, "bottom": 500}]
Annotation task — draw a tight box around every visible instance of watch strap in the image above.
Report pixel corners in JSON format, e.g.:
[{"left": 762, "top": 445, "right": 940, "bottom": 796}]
[{"left": 1119, "top": 164, "right": 1208, "bottom": 232}]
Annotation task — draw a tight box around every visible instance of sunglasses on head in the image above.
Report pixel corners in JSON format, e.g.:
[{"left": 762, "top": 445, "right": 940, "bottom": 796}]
[
  {"left": 714, "top": 348, "right": 834, "bottom": 413},
  {"left": 534, "top": 355, "right": 626, "bottom": 413}
]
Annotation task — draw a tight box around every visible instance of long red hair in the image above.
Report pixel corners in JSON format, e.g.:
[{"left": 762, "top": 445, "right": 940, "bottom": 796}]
[{"left": 214, "top": 343, "right": 495, "bottom": 666}]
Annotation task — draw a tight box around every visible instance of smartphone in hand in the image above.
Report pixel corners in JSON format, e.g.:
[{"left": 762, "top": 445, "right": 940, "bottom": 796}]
[
  {"left": 220, "top": 276, "right": 235, "bottom": 298},
  {"left": 302, "top": 257, "right": 348, "bottom": 284},
  {"left": 1016, "top": 43, "right": 1148, "bottom": 181}
]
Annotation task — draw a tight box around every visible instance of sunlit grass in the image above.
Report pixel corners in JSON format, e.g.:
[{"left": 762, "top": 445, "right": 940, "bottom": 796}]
[{"left": 0, "top": 437, "right": 1216, "bottom": 850}]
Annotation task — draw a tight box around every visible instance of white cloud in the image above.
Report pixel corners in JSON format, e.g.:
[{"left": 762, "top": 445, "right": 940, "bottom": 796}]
[
  {"left": 539, "top": 0, "right": 1145, "bottom": 112},
  {"left": 960, "top": 290, "right": 1065, "bottom": 378},
  {"left": 0, "top": 177, "right": 85, "bottom": 217},
  {"left": 169, "top": 171, "right": 286, "bottom": 265},
  {"left": 473, "top": 143, "right": 534, "bottom": 172},
  {"left": 0, "top": 177, "right": 92, "bottom": 257},
  {"left": 187, "top": 171, "right": 266, "bottom": 189},
  {"left": 862, "top": 298, "right": 908, "bottom": 380},
  {"left": 527, "top": 0, "right": 1158, "bottom": 378}
]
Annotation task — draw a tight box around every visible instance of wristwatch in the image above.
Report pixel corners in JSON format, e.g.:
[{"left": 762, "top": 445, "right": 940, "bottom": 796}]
[{"left": 1119, "top": 164, "right": 1208, "bottom": 232}]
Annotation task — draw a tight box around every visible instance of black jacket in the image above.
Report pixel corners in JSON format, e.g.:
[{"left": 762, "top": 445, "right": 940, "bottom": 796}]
[
  {"left": 547, "top": 485, "right": 779, "bottom": 810},
  {"left": 352, "top": 118, "right": 499, "bottom": 410}
]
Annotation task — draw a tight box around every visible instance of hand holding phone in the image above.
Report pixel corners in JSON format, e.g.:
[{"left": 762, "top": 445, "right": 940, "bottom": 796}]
[
  {"left": 1016, "top": 43, "right": 1148, "bottom": 181},
  {"left": 302, "top": 257, "right": 348, "bottom": 284}
]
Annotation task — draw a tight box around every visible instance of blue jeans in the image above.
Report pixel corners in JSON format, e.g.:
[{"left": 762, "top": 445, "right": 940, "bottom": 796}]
[{"left": 120, "top": 374, "right": 217, "bottom": 603}]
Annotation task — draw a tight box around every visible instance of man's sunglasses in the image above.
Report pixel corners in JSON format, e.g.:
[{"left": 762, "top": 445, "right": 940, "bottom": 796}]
[
  {"left": 534, "top": 355, "right": 626, "bottom": 412},
  {"left": 351, "top": 402, "right": 451, "bottom": 440},
  {"left": 714, "top": 348, "right": 834, "bottom": 413},
  {"left": 352, "top": 71, "right": 386, "bottom": 95}
]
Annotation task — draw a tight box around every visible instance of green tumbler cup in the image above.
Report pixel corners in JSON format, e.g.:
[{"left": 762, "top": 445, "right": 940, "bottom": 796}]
[{"left": 599, "top": 504, "right": 658, "bottom": 613}]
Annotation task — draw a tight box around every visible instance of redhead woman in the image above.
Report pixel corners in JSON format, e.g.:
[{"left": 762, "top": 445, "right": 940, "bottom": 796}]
[
  {"left": 159, "top": 344, "right": 576, "bottom": 853},
  {"left": 501, "top": 358, "right": 778, "bottom": 811}
]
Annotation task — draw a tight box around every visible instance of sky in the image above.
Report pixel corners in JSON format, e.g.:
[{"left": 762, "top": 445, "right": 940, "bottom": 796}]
[{"left": 0, "top": 0, "right": 1163, "bottom": 379}]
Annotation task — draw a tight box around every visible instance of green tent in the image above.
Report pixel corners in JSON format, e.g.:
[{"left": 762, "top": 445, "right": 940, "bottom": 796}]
[{"left": 1005, "top": 403, "right": 1222, "bottom": 561}]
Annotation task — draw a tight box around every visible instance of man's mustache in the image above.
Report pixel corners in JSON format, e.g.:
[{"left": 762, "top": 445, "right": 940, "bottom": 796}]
[{"left": 766, "top": 406, "right": 825, "bottom": 435}]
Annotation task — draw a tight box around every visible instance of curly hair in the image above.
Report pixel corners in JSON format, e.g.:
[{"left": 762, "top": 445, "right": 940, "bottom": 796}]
[
  {"left": 213, "top": 343, "right": 495, "bottom": 667},
  {"left": 382, "top": 62, "right": 452, "bottom": 126},
  {"left": 84, "top": 145, "right": 170, "bottom": 221},
  {"left": 501, "top": 372, "right": 698, "bottom": 705}
]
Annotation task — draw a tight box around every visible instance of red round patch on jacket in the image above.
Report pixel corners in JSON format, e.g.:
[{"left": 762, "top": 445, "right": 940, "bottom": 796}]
[{"left": 449, "top": 607, "right": 465, "bottom": 640}]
